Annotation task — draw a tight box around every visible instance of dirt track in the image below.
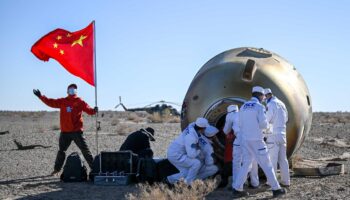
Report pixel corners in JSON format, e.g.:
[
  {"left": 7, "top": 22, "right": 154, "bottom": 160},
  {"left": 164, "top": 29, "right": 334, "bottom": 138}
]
[{"left": 0, "top": 111, "right": 349, "bottom": 199}]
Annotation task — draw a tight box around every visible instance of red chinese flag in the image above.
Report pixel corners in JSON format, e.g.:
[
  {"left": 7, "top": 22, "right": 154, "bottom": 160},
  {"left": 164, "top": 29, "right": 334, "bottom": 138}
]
[{"left": 31, "top": 22, "right": 95, "bottom": 86}]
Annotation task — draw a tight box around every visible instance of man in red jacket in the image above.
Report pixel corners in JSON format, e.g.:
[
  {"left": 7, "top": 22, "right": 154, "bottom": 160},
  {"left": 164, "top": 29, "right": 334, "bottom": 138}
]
[{"left": 33, "top": 83, "right": 98, "bottom": 176}]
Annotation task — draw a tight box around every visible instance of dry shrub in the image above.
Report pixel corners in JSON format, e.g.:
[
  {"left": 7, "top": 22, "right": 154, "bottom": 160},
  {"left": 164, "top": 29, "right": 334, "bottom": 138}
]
[
  {"left": 33, "top": 111, "right": 46, "bottom": 118},
  {"left": 317, "top": 112, "right": 350, "bottom": 124},
  {"left": 21, "top": 111, "right": 45, "bottom": 119},
  {"left": 126, "top": 179, "right": 216, "bottom": 200},
  {"left": 324, "top": 116, "right": 340, "bottom": 124},
  {"left": 111, "top": 119, "right": 120, "bottom": 126},
  {"left": 338, "top": 116, "right": 350, "bottom": 123},
  {"left": 20, "top": 112, "right": 30, "bottom": 118},
  {"left": 116, "top": 123, "right": 132, "bottom": 135},
  {"left": 127, "top": 112, "right": 143, "bottom": 123}
]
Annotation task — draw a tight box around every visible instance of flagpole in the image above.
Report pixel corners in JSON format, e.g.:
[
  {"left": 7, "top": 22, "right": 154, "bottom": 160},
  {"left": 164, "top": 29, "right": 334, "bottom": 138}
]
[{"left": 93, "top": 20, "right": 99, "bottom": 155}]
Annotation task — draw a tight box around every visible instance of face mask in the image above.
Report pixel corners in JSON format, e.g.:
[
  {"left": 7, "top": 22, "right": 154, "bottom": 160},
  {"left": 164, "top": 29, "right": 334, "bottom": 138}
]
[{"left": 68, "top": 88, "right": 77, "bottom": 95}]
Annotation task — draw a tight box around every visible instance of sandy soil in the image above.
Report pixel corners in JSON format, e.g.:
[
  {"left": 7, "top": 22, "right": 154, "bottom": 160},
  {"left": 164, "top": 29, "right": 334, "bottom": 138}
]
[{"left": 0, "top": 111, "right": 349, "bottom": 199}]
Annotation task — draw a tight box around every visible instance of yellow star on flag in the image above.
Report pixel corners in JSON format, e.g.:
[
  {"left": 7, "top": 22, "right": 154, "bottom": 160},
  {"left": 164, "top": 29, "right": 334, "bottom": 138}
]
[
  {"left": 71, "top": 35, "right": 87, "bottom": 47},
  {"left": 59, "top": 49, "right": 64, "bottom": 55},
  {"left": 53, "top": 43, "right": 58, "bottom": 48},
  {"left": 67, "top": 33, "right": 72, "bottom": 37},
  {"left": 56, "top": 35, "right": 62, "bottom": 40}
]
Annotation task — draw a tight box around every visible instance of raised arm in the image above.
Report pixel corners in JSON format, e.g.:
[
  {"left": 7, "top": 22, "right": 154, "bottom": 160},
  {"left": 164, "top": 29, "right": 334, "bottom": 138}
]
[
  {"left": 34, "top": 89, "right": 62, "bottom": 108},
  {"left": 40, "top": 96, "right": 64, "bottom": 108}
]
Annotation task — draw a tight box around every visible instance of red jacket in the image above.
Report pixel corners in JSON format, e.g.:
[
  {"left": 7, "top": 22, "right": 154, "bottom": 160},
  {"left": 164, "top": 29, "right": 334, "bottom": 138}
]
[{"left": 39, "top": 95, "right": 96, "bottom": 133}]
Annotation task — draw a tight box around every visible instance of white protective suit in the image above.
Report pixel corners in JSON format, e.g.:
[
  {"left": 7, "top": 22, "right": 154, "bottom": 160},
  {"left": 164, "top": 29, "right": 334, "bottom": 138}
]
[
  {"left": 197, "top": 135, "right": 219, "bottom": 180},
  {"left": 232, "top": 97, "right": 281, "bottom": 191},
  {"left": 223, "top": 110, "right": 259, "bottom": 187},
  {"left": 266, "top": 96, "right": 290, "bottom": 186},
  {"left": 167, "top": 122, "right": 202, "bottom": 184}
]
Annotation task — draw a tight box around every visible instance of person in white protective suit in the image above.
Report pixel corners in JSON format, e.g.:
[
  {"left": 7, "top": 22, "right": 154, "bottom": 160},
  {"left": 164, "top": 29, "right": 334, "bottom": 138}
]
[
  {"left": 166, "top": 117, "right": 209, "bottom": 185},
  {"left": 232, "top": 86, "right": 286, "bottom": 198},
  {"left": 196, "top": 125, "right": 219, "bottom": 180},
  {"left": 222, "top": 105, "right": 259, "bottom": 189},
  {"left": 265, "top": 88, "right": 290, "bottom": 187}
]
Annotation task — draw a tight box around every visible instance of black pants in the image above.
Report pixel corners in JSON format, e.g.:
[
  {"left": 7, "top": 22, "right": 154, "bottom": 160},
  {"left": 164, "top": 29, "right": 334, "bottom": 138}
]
[
  {"left": 221, "top": 162, "right": 232, "bottom": 178},
  {"left": 54, "top": 132, "right": 93, "bottom": 171}
]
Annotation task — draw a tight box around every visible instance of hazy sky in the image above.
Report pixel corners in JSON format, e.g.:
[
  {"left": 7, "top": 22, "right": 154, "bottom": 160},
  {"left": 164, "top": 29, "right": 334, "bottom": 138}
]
[{"left": 0, "top": 0, "right": 349, "bottom": 112}]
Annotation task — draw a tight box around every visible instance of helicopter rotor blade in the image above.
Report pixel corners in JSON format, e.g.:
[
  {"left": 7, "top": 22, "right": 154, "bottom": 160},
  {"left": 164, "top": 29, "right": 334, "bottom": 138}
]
[
  {"left": 144, "top": 100, "right": 181, "bottom": 107},
  {"left": 121, "top": 104, "right": 128, "bottom": 111}
]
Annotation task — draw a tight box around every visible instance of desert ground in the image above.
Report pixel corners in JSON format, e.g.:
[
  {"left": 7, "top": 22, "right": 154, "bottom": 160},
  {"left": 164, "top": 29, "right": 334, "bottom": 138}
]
[{"left": 0, "top": 111, "right": 349, "bottom": 199}]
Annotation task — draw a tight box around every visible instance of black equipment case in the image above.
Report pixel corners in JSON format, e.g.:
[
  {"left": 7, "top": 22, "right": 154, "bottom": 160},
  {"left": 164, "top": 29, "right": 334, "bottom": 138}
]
[{"left": 93, "top": 151, "right": 138, "bottom": 186}]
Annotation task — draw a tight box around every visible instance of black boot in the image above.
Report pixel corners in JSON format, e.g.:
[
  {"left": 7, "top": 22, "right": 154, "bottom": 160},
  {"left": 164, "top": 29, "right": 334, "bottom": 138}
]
[
  {"left": 162, "top": 177, "right": 174, "bottom": 189},
  {"left": 272, "top": 188, "right": 286, "bottom": 198},
  {"left": 232, "top": 189, "right": 249, "bottom": 198},
  {"left": 218, "top": 176, "right": 228, "bottom": 188}
]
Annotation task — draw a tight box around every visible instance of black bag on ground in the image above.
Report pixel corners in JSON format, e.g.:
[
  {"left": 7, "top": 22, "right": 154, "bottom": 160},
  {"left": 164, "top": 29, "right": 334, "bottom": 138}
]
[
  {"left": 155, "top": 159, "right": 179, "bottom": 182},
  {"left": 89, "top": 154, "right": 101, "bottom": 181},
  {"left": 60, "top": 152, "right": 87, "bottom": 182},
  {"left": 136, "top": 158, "right": 157, "bottom": 184}
]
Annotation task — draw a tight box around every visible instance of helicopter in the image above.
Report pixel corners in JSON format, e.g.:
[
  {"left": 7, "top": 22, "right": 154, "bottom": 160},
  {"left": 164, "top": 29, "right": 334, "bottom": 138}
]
[{"left": 115, "top": 96, "right": 181, "bottom": 116}]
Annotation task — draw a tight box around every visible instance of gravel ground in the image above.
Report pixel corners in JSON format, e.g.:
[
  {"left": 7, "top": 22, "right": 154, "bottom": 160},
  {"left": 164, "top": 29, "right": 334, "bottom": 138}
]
[{"left": 0, "top": 111, "right": 349, "bottom": 199}]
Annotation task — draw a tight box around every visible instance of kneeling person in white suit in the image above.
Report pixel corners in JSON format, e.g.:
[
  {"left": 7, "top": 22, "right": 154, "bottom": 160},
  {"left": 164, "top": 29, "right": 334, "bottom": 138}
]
[
  {"left": 166, "top": 117, "right": 209, "bottom": 185},
  {"left": 196, "top": 126, "right": 219, "bottom": 180}
]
